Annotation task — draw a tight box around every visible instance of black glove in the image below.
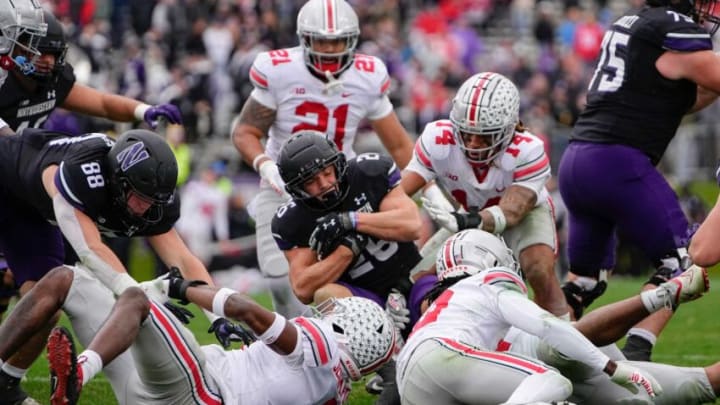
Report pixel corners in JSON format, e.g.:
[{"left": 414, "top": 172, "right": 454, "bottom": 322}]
[
  {"left": 208, "top": 318, "right": 256, "bottom": 348},
  {"left": 451, "top": 210, "right": 482, "bottom": 231},
  {"left": 316, "top": 231, "right": 368, "bottom": 260},
  {"left": 309, "top": 212, "right": 356, "bottom": 257},
  {"left": 166, "top": 267, "right": 208, "bottom": 305},
  {"left": 163, "top": 302, "right": 195, "bottom": 324}
]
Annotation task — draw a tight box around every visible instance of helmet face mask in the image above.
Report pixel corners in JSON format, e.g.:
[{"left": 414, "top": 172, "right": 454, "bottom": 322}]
[
  {"left": 107, "top": 130, "right": 177, "bottom": 228},
  {"left": 694, "top": 0, "right": 720, "bottom": 35},
  {"left": 0, "top": 0, "right": 47, "bottom": 75},
  {"left": 449, "top": 72, "right": 520, "bottom": 166},
  {"left": 296, "top": 0, "right": 360, "bottom": 76},
  {"left": 435, "top": 229, "right": 519, "bottom": 281},
  {"left": 278, "top": 130, "right": 349, "bottom": 211},
  {"left": 316, "top": 297, "right": 396, "bottom": 381},
  {"left": 31, "top": 11, "right": 68, "bottom": 86}
]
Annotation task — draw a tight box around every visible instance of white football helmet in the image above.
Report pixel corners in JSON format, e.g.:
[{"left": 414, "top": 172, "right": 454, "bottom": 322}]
[
  {"left": 296, "top": 0, "right": 360, "bottom": 76},
  {"left": 436, "top": 229, "right": 518, "bottom": 281},
  {"left": 0, "top": 0, "right": 46, "bottom": 74},
  {"left": 317, "top": 296, "right": 396, "bottom": 381},
  {"left": 449, "top": 72, "right": 520, "bottom": 166}
]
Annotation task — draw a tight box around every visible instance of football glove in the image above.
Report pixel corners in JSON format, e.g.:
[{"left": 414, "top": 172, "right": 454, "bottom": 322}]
[
  {"left": 385, "top": 289, "right": 410, "bottom": 331},
  {"left": 309, "top": 212, "right": 357, "bottom": 257},
  {"left": 609, "top": 361, "right": 662, "bottom": 398},
  {"left": 163, "top": 302, "right": 194, "bottom": 325},
  {"left": 208, "top": 318, "right": 256, "bottom": 348},
  {"left": 143, "top": 103, "right": 182, "bottom": 128},
  {"left": 421, "top": 197, "right": 481, "bottom": 232},
  {"left": 165, "top": 267, "right": 208, "bottom": 305},
  {"left": 258, "top": 160, "right": 290, "bottom": 198}
]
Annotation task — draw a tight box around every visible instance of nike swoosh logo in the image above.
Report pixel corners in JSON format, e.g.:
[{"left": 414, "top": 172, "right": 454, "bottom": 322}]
[{"left": 341, "top": 93, "right": 352, "bottom": 97}]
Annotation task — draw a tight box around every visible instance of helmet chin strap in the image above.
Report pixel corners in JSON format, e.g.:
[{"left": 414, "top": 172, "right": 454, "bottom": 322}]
[{"left": 323, "top": 69, "right": 344, "bottom": 95}]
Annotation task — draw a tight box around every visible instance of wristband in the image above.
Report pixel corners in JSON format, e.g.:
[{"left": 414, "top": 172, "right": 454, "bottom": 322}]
[
  {"left": 485, "top": 205, "right": 507, "bottom": 234},
  {"left": 211, "top": 287, "right": 236, "bottom": 318},
  {"left": 252, "top": 153, "right": 270, "bottom": 172},
  {"left": 349, "top": 211, "right": 359, "bottom": 229},
  {"left": 258, "top": 313, "right": 286, "bottom": 345},
  {"left": 133, "top": 103, "right": 151, "bottom": 121}
]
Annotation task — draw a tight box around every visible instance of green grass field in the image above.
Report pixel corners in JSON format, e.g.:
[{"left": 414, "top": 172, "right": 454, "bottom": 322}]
[{"left": 10, "top": 273, "right": 720, "bottom": 405}]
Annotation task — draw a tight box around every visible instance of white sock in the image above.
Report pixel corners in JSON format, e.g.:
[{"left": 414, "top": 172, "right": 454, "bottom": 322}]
[
  {"left": 1, "top": 363, "right": 27, "bottom": 379},
  {"left": 574, "top": 276, "right": 598, "bottom": 290},
  {"left": 626, "top": 328, "right": 657, "bottom": 345},
  {"left": 77, "top": 350, "right": 103, "bottom": 385}
]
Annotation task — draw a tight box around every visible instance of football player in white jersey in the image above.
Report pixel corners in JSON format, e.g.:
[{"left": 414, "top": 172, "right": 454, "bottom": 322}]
[
  {"left": 14, "top": 264, "right": 396, "bottom": 405},
  {"left": 398, "top": 229, "right": 665, "bottom": 404},
  {"left": 401, "top": 71, "right": 569, "bottom": 319},
  {"left": 400, "top": 229, "right": 714, "bottom": 405},
  {"left": 231, "top": 0, "right": 413, "bottom": 318}
]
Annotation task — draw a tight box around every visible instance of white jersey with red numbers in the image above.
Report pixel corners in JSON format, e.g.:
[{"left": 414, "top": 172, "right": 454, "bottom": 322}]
[
  {"left": 248, "top": 46, "right": 393, "bottom": 162},
  {"left": 201, "top": 317, "right": 352, "bottom": 405},
  {"left": 400, "top": 267, "right": 529, "bottom": 362},
  {"left": 405, "top": 119, "right": 551, "bottom": 210},
  {"left": 399, "top": 266, "right": 610, "bottom": 379}
]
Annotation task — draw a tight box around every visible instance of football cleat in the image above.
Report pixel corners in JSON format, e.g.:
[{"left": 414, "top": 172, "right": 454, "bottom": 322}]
[
  {"left": 0, "top": 371, "right": 37, "bottom": 405},
  {"left": 662, "top": 265, "right": 709, "bottom": 308},
  {"left": 47, "top": 327, "right": 82, "bottom": 405},
  {"left": 364, "top": 374, "right": 383, "bottom": 395}
]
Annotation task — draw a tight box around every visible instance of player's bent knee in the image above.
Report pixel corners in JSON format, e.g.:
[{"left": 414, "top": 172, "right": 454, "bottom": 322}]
[
  {"left": 36, "top": 266, "right": 74, "bottom": 297},
  {"left": 118, "top": 287, "right": 151, "bottom": 316}
]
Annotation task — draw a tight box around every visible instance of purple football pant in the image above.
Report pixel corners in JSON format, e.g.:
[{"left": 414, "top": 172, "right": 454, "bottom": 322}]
[
  {"left": 558, "top": 142, "right": 689, "bottom": 277},
  {"left": 0, "top": 199, "right": 64, "bottom": 286},
  {"left": 338, "top": 273, "right": 436, "bottom": 327}
]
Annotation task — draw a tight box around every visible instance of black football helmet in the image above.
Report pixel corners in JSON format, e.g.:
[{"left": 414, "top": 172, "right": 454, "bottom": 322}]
[
  {"left": 33, "top": 11, "right": 67, "bottom": 85},
  {"left": 106, "top": 129, "right": 177, "bottom": 226},
  {"left": 647, "top": 0, "right": 720, "bottom": 34},
  {"left": 277, "top": 130, "right": 348, "bottom": 211}
]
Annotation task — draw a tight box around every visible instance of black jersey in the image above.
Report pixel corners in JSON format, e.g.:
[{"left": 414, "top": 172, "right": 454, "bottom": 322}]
[
  {"left": 572, "top": 6, "right": 712, "bottom": 164},
  {"left": 0, "top": 64, "right": 76, "bottom": 131},
  {"left": 0, "top": 128, "right": 179, "bottom": 237},
  {"left": 272, "top": 153, "right": 422, "bottom": 296}
]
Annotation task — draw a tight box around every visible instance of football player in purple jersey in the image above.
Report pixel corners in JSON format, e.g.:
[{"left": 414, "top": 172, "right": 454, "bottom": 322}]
[{"left": 558, "top": 0, "right": 720, "bottom": 361}]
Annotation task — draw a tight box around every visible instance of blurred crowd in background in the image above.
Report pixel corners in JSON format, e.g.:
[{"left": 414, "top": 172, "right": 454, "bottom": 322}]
[{"left": 35, "top": 0, "right": 719, "bottom": 283}]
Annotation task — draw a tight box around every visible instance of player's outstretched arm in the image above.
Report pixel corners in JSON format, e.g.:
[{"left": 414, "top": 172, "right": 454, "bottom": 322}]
[
  {"left": 63, "top": 83, "right": 182, "bottom": 128},
  {"left": 183, "top": 284, "right": 299, "bottom": 355}
]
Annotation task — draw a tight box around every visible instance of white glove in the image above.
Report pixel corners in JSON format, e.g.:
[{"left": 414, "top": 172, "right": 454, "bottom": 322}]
[
  {"left": 138, "top": 274, "right": 170, "bottom": 303},
  {"left": 258, "top": 159, "right": 290, "bottom": 198},
  {"left": 385, "top": 289, "right": 411, "bottom": 331},
  {"left": 421, "top": 196, "right": 459, "bottom": 233},
  {"left": 609, "top": 361, "right": 662, "bottom": 398},
  {"left": 421, "top": 182, "right": 455, "bottom": 212}
]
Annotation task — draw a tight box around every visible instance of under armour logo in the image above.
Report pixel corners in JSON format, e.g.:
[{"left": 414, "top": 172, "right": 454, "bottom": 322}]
[
  {"left": 354, "top": 193, "right": 367, "bottom": 206},
  {"left": 47, "top": 90, "right": 56, "bottom": 99},
  {"left": 323, "top": 219, "right": 337, "bottom": 230},
  {"left": 116, "top": 141, "right": 149, "bottom": 172}
]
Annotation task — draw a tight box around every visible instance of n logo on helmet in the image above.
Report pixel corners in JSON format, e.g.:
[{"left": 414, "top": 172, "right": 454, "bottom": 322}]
[{"left": 116, "top": 141, "right": 149, "bottom": 172}]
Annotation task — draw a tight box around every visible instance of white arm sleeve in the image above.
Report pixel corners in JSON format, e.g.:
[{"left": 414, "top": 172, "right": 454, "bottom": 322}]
[
  {"left": 53, "top": 194, "right": 137, "bottom": 294},
  {"left": 497, "top": 289, "right": 609, "bottom": 371}
]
